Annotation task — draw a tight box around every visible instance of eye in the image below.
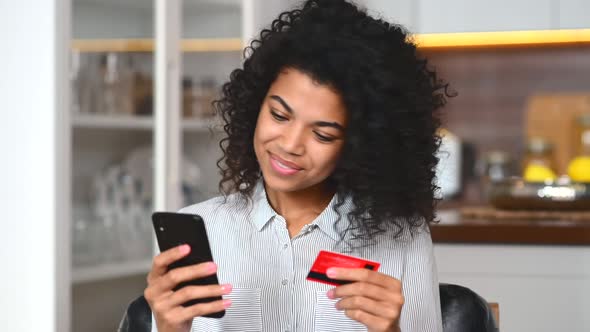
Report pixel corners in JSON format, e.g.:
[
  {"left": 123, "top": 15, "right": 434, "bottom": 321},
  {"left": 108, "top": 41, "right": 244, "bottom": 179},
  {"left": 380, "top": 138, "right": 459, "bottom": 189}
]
[
  {"left": 270, "top": 109, "right": 288, "bottom": 122},
  {"left": 314, "top": 131, "right": 335, "bottom": 143}
]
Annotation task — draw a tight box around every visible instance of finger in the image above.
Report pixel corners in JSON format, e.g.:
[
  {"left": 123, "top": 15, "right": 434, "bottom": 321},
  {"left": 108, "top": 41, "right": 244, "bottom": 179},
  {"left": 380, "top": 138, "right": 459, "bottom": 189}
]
[
  {"left": 148, "top": 244, "right": 192, "bottom": 283},
  {"left": 178, "top": 298, "right": 232, "bottom": 321},
  {"left": 155, "top": 298, "right": 230, "bottom": 328},
  {"left": 153, "top": 262, "right": 217, "bottom": 294},
  {"left": 343, "top": 309, "right": 393, "bottom": 332},
  {"left": 166, "top": 283, "right": 232, "bottom": 308},
  {"left": 330, "top": 282, "right": 403, "bottom": 303},
  {"left": 336, "top": 296, "right": 401, "bottom": 320},
  {"left": 327, "top": 267, "right": 401, "bottom": 291}
]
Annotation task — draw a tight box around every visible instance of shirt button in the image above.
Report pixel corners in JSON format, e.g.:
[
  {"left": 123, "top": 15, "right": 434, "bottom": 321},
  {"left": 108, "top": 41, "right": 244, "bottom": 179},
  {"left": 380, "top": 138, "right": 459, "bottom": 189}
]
[
  {"left": 281, "top": 279, "right": 289, "bottom": 285},
  {"left": 283, "top": 243, "right": 288, "bottom": 249}
]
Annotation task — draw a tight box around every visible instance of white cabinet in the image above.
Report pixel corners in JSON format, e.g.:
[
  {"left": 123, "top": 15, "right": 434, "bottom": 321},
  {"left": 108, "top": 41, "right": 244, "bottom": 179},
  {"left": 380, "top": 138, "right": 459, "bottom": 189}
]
[
  {"left": 435, "top": 244, "right": 590, "bottom": 332},
  {"left": 69, "top": 1, "right": 267, "bottom": 331},
  {"left": 559, "top": 0, "right": 590, "bottom": 29},
  {"left": 361, "top": 0, "right": 417, "bottom": 32},
  {"left": 362, "top": 0, "right": 563, "bottom": 34},
  {"left": 417, "top": 0, "right": 554, "bottom": 33}
]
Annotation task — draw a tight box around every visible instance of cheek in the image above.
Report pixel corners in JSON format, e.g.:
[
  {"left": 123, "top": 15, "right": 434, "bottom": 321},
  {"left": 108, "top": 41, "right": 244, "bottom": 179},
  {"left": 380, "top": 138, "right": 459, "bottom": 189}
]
[
  {"left": 254, "top": 114, "right": 278, "bottom": 145},
  {"left": 311, "top": 143, "right": 344, "bottom": 172}
]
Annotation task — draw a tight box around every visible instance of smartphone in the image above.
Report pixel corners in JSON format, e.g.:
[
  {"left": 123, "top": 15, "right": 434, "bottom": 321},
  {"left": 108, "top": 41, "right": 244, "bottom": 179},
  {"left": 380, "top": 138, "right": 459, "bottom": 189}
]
[{"left": 151, "top": 212, "right": 225, "bottom": 318}]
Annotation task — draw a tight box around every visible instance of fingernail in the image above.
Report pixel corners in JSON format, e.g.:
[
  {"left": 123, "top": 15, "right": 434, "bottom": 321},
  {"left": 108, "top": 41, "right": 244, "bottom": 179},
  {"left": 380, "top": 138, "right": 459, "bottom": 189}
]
[
  {"left": 223, "top": 299, "right": 232, "bottom": 308},
  {"left": 207, "top": 262, "right": 217, "bottom": 272},
  {"left": 221, "top": 284, "right": 232, "bottom": 294},
  {"left": 179, "top": 244, "right": 190, "bottom": 254},
  {"left": 326, "top": 289, "right": 335, "bottom": 299},
  {"left": 326, "top": 268, "right": 337, "bottom": 278}
]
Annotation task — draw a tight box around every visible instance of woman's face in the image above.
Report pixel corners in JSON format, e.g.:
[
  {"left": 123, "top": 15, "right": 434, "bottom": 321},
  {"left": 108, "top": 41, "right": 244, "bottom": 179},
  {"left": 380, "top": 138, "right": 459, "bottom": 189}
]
[{"left": 253, "top": 67, "right": 348, "bottom": 194}]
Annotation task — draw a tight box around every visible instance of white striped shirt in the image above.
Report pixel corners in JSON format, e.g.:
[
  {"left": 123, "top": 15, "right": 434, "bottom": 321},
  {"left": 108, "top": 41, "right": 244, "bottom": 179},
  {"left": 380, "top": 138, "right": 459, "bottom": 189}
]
[{"left": 151, "top": 182, "right": 442, "bottom": 332}]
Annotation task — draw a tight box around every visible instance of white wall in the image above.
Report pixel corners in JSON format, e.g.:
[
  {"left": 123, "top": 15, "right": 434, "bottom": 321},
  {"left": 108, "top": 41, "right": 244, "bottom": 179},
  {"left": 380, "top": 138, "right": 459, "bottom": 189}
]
[{"left": 0, "top": 0, "right": 70, "bottom": 331}]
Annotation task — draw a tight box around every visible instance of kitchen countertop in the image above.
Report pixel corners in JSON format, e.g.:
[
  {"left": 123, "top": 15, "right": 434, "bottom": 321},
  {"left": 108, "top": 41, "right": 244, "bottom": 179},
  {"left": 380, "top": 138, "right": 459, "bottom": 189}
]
[{"left": 430, "top": 209, "right": 590, "bottom": 245}]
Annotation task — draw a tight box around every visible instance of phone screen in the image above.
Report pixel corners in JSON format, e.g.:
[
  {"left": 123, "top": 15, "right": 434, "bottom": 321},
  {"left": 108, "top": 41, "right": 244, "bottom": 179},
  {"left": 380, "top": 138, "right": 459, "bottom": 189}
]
[{"left": 151, "top": 212, "right": 225, "bottom": 318}]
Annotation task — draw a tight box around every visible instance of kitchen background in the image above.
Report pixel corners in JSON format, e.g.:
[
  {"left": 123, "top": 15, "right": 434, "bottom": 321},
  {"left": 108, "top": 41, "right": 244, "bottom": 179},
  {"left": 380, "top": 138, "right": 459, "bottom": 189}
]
[{"left": 1, "top": 0, "right": 589, "bottom": 332}]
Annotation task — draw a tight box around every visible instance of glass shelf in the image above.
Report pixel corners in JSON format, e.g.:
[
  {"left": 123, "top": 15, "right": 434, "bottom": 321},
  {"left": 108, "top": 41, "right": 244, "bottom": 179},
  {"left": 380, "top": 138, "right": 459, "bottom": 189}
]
[{"left": 72, "top": 113, "right": 221, "bottom": 132}]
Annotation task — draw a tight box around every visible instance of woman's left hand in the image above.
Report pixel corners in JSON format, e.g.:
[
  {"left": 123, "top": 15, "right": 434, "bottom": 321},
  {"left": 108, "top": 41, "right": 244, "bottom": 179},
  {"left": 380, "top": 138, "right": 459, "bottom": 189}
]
[{"left": 326, "top": 267, "right": 404, "bottom": 332}]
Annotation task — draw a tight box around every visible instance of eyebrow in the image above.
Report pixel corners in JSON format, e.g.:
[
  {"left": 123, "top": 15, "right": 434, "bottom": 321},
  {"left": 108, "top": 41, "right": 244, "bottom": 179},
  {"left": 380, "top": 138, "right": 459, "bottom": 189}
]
[{"left": 269, "top": 95, "right": 345, "bottom": 132}]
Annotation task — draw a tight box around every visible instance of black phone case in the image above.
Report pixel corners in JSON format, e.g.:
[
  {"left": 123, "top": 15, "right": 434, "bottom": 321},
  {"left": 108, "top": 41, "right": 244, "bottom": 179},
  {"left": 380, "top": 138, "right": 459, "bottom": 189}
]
[{"left": 152, "top": 212, "right": 225, "bottom": 318}]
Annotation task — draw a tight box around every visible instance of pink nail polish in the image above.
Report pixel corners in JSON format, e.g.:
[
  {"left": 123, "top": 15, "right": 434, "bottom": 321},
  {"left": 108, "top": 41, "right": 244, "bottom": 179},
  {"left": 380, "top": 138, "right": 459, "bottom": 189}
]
[
  {"left": 207, "top": 262, "right": 217, "bottom": 272},
  {"left": 221, "top": 284, "right": 232, "bottom": 294},
  {"left": 223, "top": 299, "right": 232, "bottom": 308},
  {"left": 179, "top": 244, "right": 190, "bottom": 254},
  {"left": 326, "top": 289, "right": 334, "bottom": 299},
  {"left": 326, "top": 268, "right": 336, "bottom": 278}
]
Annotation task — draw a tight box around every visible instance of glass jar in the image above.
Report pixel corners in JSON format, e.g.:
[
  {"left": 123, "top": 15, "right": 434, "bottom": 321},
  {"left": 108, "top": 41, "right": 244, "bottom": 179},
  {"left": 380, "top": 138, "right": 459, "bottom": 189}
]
[
  {"left": 573, "top": 113, "right": 590, "bottom": 157},
  {"left": 97, "top": 53, "right": 134, "bottom": 115},
  {"left": 481, "top": 151, "right": 514, "bottom": 182},
  {"left": 479, "top": 150, "right": 514, "bottom": 201},
  {"left": 522, "top": 137, "right": 556, "bottom": 173}
]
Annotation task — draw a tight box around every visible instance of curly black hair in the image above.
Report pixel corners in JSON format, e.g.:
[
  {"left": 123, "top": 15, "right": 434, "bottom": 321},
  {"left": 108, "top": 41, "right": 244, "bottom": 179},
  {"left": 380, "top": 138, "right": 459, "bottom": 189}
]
[{"left": 214, "top": 0, "right": 451, "bottom": 245}]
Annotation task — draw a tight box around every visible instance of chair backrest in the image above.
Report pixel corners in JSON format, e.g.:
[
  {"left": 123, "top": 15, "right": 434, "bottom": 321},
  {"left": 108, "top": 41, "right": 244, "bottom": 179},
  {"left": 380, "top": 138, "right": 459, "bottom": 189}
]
[
  {"left": 117, "top": 295, "right": 151, "bottom": 332},
  {"left": 119, "top": 283, "right": 499, "bottom": 332},
  {"left": 489, "top": 302, "right": 500, "bottom": 326},
  {"left": 439, "top": 283, "right": 499, "bottom": 332}
]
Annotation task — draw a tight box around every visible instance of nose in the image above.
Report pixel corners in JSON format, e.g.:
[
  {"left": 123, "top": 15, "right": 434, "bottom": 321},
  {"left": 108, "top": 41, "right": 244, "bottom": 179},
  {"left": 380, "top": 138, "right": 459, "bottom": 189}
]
[{"left": 280, "top": 123, "right": 305, "bottom": 156}]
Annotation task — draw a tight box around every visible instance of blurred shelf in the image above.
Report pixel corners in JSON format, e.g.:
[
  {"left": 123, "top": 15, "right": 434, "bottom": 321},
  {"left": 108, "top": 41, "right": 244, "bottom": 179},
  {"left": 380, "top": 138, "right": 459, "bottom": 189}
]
[
  {"left": 415, "top": 29, "right": 590, "bottom": 51},
  {"left": 72, "top": 259, "right": 152, "bottom": 284},
  {"left": 72, "top": 38, "right": 243, "bottom": 53},
  {"left": 73, "top": 113, "right": 152, "bottom": 129},
  {"left": 73, "top": 113, "right": 220, "bottom": 132}
]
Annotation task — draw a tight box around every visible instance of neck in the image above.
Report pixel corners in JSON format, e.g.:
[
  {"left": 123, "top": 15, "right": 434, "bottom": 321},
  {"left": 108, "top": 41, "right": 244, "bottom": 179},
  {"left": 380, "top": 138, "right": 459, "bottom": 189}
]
[{"left": 264, "top": 181, "right": 335, "bottom": 231}]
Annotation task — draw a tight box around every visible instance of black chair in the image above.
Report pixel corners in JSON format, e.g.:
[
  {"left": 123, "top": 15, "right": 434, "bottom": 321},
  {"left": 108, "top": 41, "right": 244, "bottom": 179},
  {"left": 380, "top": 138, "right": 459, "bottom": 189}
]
[
  {"left": 439, "top": 283, "right": 498, "bottom": 332},
  {"left": 118, "top": 283, "right": 498, "bottom": 332}
]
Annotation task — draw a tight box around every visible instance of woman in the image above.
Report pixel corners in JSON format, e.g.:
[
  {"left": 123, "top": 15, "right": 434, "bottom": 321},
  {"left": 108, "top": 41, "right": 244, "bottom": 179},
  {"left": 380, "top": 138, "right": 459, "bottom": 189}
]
[{"left": 144, "top": 0, "right": 450, "bottom": 331}]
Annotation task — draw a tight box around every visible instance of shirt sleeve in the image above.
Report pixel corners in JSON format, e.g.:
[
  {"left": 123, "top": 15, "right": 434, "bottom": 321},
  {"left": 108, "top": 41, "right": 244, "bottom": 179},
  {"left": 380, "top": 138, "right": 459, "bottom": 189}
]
[{"left": 399, "top": 225, "right": 443, "bottom": 332}]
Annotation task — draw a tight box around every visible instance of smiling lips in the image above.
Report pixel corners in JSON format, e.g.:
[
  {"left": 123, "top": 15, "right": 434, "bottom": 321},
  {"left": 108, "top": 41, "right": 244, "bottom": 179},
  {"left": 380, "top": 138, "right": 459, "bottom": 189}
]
[{"left": 269, "top": 152, "right": 303, "bottom": 176}]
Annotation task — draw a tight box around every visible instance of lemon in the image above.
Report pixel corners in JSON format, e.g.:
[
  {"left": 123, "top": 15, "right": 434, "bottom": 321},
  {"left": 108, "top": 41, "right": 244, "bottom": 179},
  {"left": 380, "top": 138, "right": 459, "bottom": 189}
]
[
  {"left": 524, "top": 164, "right": 557, "bottom": 182},
  {"left": 567, "top": 156, "right": 590, "bottom": 182}
]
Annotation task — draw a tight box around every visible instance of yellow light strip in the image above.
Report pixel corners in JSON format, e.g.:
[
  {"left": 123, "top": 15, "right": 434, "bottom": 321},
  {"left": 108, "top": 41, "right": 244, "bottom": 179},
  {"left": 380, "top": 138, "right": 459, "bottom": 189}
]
[
  {"left": 71, "top": 38, "right": 243, "bottom": 53},
  {"left": 413, "top": 29, "right": 590, "bottom": 50},
  {"left": 72, "top": 30, "right": 590, "bottom": 53}
]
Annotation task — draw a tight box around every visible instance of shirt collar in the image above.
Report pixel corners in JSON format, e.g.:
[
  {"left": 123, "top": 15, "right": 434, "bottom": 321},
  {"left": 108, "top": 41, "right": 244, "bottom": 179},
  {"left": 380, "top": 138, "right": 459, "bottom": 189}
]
[
  {"left": 250, "top": 180, "right": 353, "bottom": 241},
  {"left": 251, "top": 181, "right": 278, "bottom": 231}
]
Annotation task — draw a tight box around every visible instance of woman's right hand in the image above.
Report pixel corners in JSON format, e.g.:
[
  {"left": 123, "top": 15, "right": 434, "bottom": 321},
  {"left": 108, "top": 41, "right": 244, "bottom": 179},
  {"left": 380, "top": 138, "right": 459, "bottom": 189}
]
[{"left": 144, "top": 244, "right": 232, "bottom": 332}]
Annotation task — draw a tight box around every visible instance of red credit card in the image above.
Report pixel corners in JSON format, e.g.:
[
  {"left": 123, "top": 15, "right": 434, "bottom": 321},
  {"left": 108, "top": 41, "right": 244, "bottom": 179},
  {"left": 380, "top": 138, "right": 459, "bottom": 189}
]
[{"left": 306, "top": 250, "right": 381, "bottom": 286}]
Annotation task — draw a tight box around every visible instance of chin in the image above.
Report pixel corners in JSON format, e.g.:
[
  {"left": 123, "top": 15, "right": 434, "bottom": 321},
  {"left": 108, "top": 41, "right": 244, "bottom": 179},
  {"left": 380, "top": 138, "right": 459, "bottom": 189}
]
[{"left": 262, "top": 174, "right": 303, "bottom": 193}]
